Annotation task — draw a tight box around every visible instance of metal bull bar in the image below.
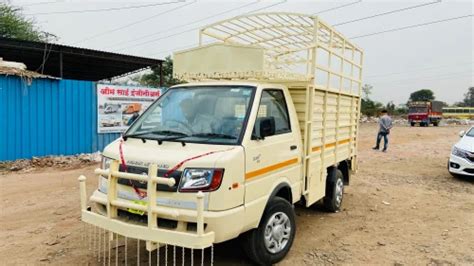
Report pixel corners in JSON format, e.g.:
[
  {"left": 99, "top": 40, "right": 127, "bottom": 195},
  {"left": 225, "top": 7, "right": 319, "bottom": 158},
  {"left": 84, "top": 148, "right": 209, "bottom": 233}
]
[{"left": 78, "top": 160, "right": 215, "bottom": 253}]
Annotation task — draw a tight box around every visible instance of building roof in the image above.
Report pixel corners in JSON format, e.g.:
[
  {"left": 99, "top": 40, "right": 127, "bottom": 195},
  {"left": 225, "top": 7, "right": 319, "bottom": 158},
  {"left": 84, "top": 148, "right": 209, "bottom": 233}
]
[{"left": 0, "top": 37, "right": 163, "bottom": 81}]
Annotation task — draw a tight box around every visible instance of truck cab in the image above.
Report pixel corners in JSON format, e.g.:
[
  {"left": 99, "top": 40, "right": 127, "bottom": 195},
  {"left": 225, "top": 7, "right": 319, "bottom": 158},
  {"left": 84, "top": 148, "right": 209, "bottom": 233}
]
[
  {"left": 408, "top": 101, "right": 443, "bottom": 127},
  {"left": 95, "top": 82, "right": 303, "bottom": 246}
]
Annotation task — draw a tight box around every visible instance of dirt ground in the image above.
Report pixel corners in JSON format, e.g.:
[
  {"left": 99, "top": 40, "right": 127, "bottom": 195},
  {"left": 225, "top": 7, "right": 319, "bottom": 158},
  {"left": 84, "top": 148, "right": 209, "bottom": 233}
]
[{"left": 1, "top": 123, "right": 473, "bottom": 265}]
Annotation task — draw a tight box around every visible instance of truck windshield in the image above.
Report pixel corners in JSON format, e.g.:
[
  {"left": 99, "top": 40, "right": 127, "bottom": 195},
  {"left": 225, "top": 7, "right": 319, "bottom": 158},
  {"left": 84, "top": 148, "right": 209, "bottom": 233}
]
[
  {"left": 125, "top": 86, "right": 255, "bottom": 145},
  {"left": 409, "top": 107, "right": 428, "bottom": 113}
]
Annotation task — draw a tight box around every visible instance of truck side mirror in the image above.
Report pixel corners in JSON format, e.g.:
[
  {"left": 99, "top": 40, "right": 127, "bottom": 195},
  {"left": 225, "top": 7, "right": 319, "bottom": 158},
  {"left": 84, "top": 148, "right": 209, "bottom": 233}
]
[
  {"left": 252, "top": 117, "right": 276, "bottom": 140},
  {"left": 459, "top": 130, "right": 465, "bottom": 137}
]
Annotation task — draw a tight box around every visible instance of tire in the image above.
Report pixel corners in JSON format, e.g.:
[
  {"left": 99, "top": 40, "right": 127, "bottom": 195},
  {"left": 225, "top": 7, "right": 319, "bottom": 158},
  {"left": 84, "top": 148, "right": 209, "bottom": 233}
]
[
  {"left": 433, "top": 122, "right": 439, "bottom": 127},
  {"left": 241, "top": 197, "right": 296, "bottom": 265},
  {"left": 410, "top": 122, "right": 415, "bottom": 127},
  {"left": 324, "top": 169, "right": 344, "bottom": 212}
]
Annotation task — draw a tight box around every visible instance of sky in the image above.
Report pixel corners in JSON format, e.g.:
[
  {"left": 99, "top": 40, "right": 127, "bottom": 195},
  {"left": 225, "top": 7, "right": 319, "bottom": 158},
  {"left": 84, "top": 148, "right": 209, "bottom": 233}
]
[{"left": 5, "top": 0, "right": 474, "bottom": 105}]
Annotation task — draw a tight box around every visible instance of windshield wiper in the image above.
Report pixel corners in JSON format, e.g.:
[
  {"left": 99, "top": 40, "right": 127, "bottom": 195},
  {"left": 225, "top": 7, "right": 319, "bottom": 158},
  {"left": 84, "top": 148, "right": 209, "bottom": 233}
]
[
  {"left": 190, "top": 133, "right": 237, "bottom": 139},
  {"left": 125, "top": 130, "right": 188, "bottom": 139},
  {"left": 124, "top": 130, "right": 189, "bottom": 146}
]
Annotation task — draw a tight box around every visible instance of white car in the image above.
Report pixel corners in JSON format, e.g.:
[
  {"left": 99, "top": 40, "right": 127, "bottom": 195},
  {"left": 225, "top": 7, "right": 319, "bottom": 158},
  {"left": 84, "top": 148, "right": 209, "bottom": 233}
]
[{"left": 448, "top": 126, "right": 474, "bottom": 176}]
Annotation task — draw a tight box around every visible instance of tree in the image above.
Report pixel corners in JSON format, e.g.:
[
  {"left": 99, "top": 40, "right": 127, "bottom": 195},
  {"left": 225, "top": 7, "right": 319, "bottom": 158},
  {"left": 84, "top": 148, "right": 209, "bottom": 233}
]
[
  {"left": 0, "top": 3, "right": 51, "bottom": 42},
  {"left": 409, "top": 89, "right": 435, "bottom": 102},
  {"left": 139, "top": 56, "right": 184, "bottom": 87},
  {"left": 360, "top": 84, "right": 384, "bottom": 116},
  {"left": 461, "top": 87, "right": 474, "bottom": 107},
  {"left": 385, "top": 101, "right": 396, "bottom": 114},
  {"left": 362, "top": 84, "right": 372, "bottom": 101}
]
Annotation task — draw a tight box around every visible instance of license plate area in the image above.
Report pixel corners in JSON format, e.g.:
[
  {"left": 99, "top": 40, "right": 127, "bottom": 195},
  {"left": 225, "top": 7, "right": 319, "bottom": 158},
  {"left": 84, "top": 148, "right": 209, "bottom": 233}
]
[{"left": 127, "top": 200, "right": 147, "bottom": 215}]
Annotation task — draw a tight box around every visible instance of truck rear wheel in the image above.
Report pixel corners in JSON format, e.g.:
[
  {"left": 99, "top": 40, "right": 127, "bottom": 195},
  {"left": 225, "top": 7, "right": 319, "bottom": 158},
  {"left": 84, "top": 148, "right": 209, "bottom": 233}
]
[
  {"left": 410, "top": 122, "right": 415, "bottom": 127},
  {"left": 240, "top": 197, "right": 296, "bottom": 265},
  {"left": 324, "top": 169, "right": 344, "bottom": 212}
]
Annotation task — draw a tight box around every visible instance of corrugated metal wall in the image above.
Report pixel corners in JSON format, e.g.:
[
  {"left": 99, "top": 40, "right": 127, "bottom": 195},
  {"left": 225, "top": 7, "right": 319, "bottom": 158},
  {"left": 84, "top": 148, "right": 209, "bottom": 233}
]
[{"left": 0, "top": 75, "right": 120, "bottom": 161}]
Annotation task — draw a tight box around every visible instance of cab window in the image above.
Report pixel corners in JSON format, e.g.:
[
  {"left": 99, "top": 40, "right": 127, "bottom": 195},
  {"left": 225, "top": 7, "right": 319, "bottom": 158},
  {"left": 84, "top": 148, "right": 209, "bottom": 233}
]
[{"left": 255, "top": 89, "right": 291, "bottom": 136}]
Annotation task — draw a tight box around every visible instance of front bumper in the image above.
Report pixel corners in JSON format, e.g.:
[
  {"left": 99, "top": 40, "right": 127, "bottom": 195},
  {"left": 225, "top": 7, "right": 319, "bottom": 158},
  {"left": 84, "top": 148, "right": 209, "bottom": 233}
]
[
  {"left": 81, "top": 209, "right": 215, "bottom": 249},
  {"left": 88, "top": 190, "right": 245, "bottom": 245},
  {"left": 78, "top": 161, "right": 245, "bottom": 250},
  {"left": 448, "top": 154, "right": 474, "bottom": 176}
]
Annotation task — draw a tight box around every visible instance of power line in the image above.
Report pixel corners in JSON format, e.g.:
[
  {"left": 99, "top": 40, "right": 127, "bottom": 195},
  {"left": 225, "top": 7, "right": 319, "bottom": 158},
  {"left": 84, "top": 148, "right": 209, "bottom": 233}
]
[
  {"left": 351, "top": 14, "right": 473, "bottom": 39},
  {"left": 334, "top": 0, "right": 441, "bottom": 26},
  {"left": 246, "top": 0, "right": 286, "bottom": 14},
  {"left": 366, "top": 61, "right": 474, "bottom": 79},
  {"left": 21, "top": 1, "right": 63, "bottom": 7},
  {"left": 148, "top": 0, "right": 440, "bottom": 56},
  {"left": 106, "top": 0, "right": 261, "bottom": 50},
  {"left": 148, "top": 0, "right": 365, "bottom": 56},
  {"left": 369, "top": 70, "right": 474, "bottom": 85},
  {"left": 25, "top": 0, "right": 184, "bottom": 15},
  {"left": 312, "top": 0, "right": 362, "bottom": 15},
  {"left": 153, "top": 40, "right": 214, "bottom": 56},
  {"left": 370, "top": 73, "right": 473, "bottom": 92},
  {"left": 116, "top": 0, "right": 288, "bottom": 52},
  {"left": 72, "top": 0, "right": 196, "bottom": 45},
  {"left": 148, "top": 4, "right": 468, "bottom": 58}
]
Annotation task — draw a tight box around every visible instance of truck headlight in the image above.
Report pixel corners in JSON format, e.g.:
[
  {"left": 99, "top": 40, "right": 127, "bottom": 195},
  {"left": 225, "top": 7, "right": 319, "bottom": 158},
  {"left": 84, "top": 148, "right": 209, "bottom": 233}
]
[{"left": 179, "top": 168, "right": 224, "bottom": 192}]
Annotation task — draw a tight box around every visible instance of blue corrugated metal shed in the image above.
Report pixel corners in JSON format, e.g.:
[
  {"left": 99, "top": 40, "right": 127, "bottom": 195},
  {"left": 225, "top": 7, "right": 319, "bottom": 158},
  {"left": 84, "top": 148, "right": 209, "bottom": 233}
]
[{"left": 0, "top": 75, "right": 121, "bottom": 161}]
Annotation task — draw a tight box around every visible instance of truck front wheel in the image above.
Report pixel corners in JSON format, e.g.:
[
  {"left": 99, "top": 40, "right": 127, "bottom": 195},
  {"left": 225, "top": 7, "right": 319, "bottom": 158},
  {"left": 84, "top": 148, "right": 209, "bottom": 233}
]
[{"left": 240, "top": 197, "right": 296, "bottom": 265}]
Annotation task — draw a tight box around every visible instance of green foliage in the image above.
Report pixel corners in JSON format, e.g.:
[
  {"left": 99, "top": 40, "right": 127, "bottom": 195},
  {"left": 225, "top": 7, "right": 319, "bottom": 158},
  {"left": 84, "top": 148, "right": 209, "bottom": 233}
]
[
  {"left": 360, "top": 84, "right": 385, "bottom": 116},
  {"left": 459, "top": 87, "right": 474, "bottom": 107},
  {"left": 0, "top": 3, "right": 48, "bottom": 41},
  {"left": 409, "top": 89, "right": 435, "bottom": 102},
  {"left": 139, "top": 56, "right": 185, "bottom": 87},
  {"left": 362, "top": 84, "right": 372, "bottom": 100},
  {"left": 361, "top": 98, "right": 383, "bottom": 117}
]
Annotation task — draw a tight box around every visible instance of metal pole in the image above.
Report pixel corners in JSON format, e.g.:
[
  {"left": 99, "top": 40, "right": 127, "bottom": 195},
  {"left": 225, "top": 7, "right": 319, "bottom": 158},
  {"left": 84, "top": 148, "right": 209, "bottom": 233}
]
[{"left": 159, "top": 63, "right": 164, "bottom": 87}]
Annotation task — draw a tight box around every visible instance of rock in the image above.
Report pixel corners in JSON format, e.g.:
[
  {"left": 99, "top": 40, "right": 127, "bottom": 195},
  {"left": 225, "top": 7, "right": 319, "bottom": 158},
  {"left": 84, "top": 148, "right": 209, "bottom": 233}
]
[
  {"left": 45, "top": 239, "right": 60, "bottom": 246},
  {"left": 59, "top": 233, "right": 70, "bottom": 239},
  {"left": 382, "top": 201, "right": 391, "bottom": 205},
  {"left": 2, "top": 152, "right": 101, "bottom": 173},
  {"left": 53, "top": 209, "right": 65, "bottom": 215},
  {"left": 377, "top": 241, "right": 386, "bottom": 246}
]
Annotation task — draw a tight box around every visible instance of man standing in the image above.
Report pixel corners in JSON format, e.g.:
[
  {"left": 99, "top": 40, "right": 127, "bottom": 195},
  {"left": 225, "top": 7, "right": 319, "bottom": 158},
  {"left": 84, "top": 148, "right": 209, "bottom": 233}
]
[{"left": 373, "top": 110, "right": 392, "bottom": 152}]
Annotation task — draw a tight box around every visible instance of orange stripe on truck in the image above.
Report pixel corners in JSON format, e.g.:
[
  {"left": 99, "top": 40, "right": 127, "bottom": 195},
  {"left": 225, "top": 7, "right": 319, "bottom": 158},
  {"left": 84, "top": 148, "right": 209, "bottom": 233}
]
[
  {"left": 311, "top": 138, "right": 351, "bottom": 152},
  {"left": 245, "top": 158, "right": 298, "bottom": 180}
]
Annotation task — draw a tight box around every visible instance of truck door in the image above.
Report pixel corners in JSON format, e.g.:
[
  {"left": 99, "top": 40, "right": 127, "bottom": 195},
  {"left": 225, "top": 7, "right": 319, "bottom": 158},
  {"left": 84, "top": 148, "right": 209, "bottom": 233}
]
[{"left": 243, "top": 88, "right": 302, "bottom": 210}]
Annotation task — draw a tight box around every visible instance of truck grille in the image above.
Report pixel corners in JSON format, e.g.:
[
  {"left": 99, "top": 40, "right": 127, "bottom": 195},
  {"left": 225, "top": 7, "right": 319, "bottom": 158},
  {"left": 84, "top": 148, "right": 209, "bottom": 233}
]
[{"left": 118, "top": 165, "right": 182, "bottom": 192}]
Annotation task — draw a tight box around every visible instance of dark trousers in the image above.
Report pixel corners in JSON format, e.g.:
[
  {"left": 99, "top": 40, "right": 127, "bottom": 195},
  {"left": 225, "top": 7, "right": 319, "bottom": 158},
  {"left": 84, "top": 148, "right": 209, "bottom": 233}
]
[{"left": 375, "top": 132, "right": 389, "bottom": 150}]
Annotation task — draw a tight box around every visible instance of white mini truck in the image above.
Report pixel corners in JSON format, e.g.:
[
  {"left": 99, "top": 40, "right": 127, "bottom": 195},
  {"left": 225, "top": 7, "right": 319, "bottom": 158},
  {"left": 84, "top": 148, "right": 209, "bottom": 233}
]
[{"left": 79, "top": 12, "right": 363, "bottom": 265}]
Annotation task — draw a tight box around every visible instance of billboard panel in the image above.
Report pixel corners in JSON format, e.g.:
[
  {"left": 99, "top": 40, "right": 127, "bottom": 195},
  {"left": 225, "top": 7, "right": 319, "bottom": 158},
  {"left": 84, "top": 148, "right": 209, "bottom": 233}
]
[{"left": 97, "top": 84, "right": 162, "bottom": 133}]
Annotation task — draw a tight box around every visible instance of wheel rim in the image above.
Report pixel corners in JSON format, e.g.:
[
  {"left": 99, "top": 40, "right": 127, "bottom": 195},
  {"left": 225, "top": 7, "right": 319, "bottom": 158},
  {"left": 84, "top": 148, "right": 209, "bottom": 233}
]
[
  {"left": 335, "top": 178, "right": 344, "bottom": 207},
  {"left": 264, "top": 212, "right": 291, "bottom": 254}
]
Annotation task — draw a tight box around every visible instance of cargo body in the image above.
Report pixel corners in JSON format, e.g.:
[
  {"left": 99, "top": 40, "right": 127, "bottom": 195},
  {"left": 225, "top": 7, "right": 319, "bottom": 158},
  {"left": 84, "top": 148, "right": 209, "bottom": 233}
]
[
  {"left": 408, "top": 101, "right": 443, "bottom": 126},
  {"left": 79, "top": 12, "right": 363, "bottom": 265}
]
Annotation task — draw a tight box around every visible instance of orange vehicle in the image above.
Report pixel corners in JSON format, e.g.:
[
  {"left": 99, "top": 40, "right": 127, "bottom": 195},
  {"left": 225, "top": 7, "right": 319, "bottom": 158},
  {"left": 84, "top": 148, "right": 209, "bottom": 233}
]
[{"left": 123, "top": 103, "right": 142, "bottom": 114}]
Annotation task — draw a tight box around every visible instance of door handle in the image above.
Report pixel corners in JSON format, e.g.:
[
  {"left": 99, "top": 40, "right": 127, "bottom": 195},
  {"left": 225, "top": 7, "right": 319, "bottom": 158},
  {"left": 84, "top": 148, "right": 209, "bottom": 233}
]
[{"left": 290, "top": 145, "right": 297, "bottom": 150}]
